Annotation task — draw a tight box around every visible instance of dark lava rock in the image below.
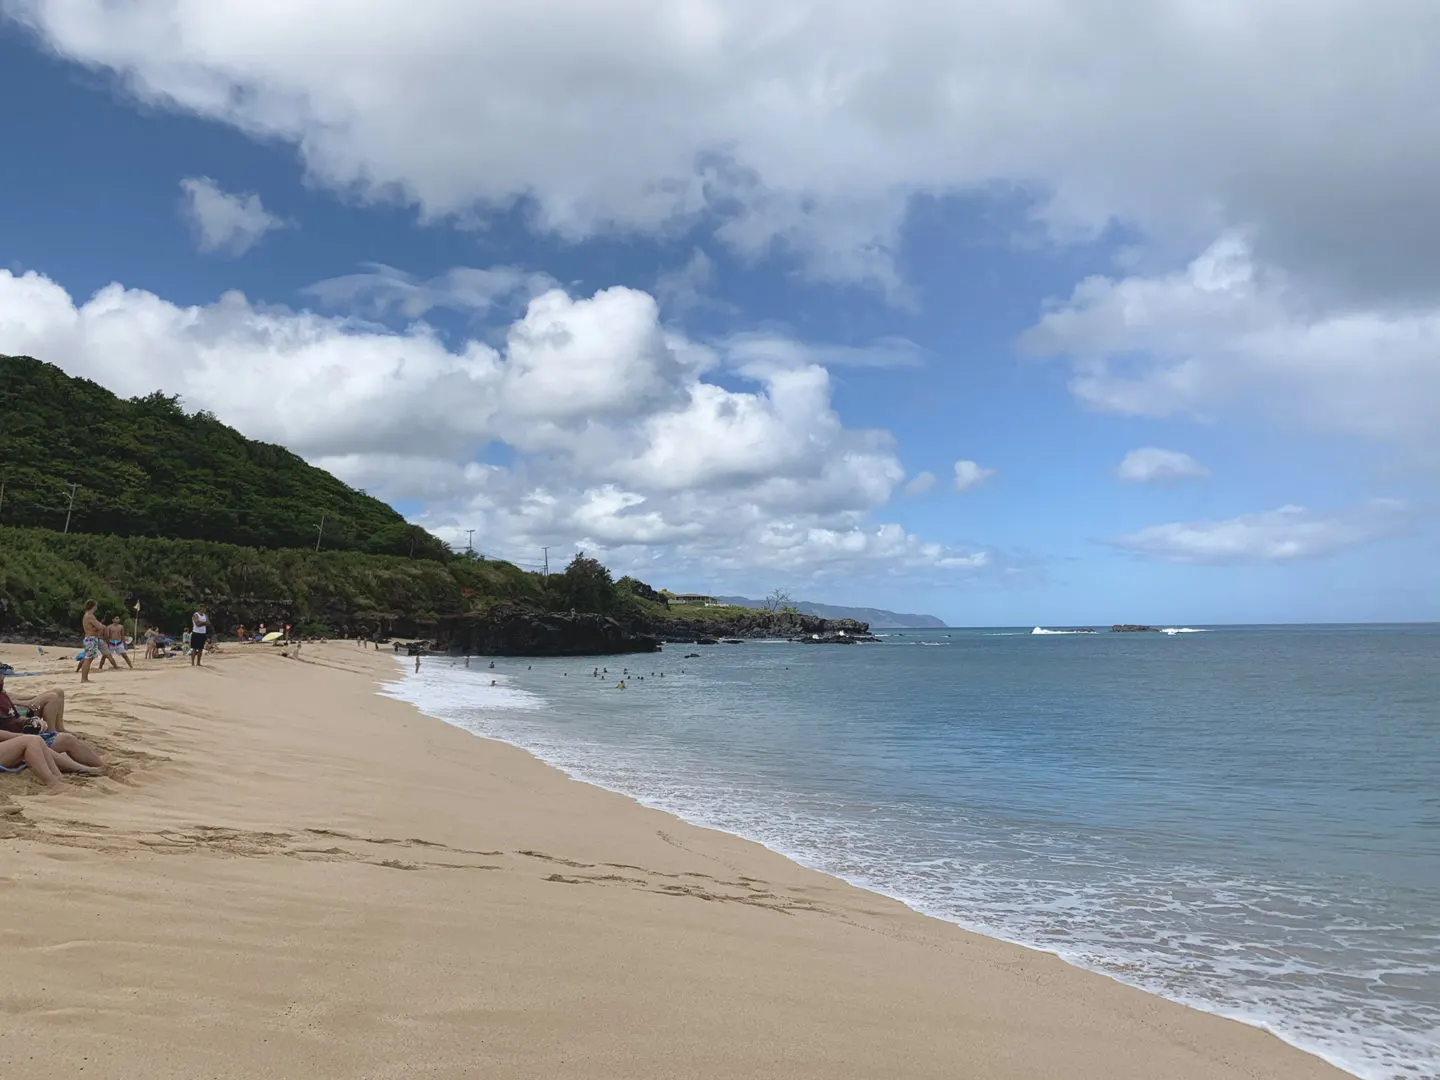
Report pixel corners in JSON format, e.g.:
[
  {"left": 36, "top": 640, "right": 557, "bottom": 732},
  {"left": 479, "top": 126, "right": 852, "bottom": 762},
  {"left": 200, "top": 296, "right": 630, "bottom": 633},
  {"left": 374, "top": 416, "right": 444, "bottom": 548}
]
[
  {"left": 438, "top": 605, "right": 660, "bottom": 657},
  {"left": 1111, "top": 624, "right": 1161, "bottom": 632}
]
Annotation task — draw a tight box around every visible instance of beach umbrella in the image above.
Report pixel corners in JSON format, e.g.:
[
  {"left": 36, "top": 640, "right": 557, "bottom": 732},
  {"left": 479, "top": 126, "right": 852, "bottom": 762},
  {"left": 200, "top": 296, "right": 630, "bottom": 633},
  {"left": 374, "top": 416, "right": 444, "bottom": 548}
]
[{"left": 261, "top": 631, "right": 283, "bottom": 642}]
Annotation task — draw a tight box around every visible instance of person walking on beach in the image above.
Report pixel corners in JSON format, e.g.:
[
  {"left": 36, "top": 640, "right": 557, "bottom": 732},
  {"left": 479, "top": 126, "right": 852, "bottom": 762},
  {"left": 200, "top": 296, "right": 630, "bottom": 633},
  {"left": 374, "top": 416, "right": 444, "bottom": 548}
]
[
  {"left": 79, "top": 600, "right": 109, "bottom": 683},
  {"left": 190, "top": 606, "right": 209, "bottom": 667}
]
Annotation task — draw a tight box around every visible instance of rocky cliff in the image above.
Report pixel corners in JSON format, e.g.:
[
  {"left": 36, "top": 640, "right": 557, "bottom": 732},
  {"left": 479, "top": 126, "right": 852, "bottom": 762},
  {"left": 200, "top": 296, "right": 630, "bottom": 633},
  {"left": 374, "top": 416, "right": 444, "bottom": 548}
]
[
  {"left": 435, "top": 606, "right": 871, "bottom": 656},
  {"left": 649, "top": 611, "right": 871, "bottom": 643},
  {"left": 438, "top": 605, "right": 661, "bottom": 656}
]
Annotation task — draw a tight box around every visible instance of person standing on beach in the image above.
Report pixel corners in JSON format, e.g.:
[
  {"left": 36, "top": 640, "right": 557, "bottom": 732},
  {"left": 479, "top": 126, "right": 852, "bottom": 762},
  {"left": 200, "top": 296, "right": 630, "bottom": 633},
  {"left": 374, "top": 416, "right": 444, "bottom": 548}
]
[
  {"left": 107, "top": 617, "right": 134, "bottom": 670},
  {"left": 79, "top": 600, "right": 109, "bottom": 683},
  {"left": 190, "top": 606, "right": 209, "bottom": 667}
]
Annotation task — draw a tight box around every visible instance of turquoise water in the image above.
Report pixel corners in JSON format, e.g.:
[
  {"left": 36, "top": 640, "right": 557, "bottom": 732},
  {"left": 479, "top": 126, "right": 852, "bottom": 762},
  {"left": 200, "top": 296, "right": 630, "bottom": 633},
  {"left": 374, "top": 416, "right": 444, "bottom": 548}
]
[{"left": 385, "top": 625, "right": 1440, "bottom": 1079}]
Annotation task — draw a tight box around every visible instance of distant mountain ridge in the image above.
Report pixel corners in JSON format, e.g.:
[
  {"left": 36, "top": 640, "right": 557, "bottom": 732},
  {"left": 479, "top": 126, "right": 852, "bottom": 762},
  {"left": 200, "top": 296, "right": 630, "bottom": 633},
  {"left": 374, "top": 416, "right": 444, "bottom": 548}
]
[{"left": 714, "top": 596, "right": 946, "bottom": 629}]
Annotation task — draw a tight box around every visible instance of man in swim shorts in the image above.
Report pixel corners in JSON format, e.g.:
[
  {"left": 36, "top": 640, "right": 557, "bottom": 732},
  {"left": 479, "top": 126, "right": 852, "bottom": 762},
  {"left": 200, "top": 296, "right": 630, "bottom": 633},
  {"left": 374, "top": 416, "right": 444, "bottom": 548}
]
[
  {"left": 79, "top": 600, "right": 110, "bottom": 683},
  {"left": 107, "top": 617, "right": 134, "bottom": 669}
]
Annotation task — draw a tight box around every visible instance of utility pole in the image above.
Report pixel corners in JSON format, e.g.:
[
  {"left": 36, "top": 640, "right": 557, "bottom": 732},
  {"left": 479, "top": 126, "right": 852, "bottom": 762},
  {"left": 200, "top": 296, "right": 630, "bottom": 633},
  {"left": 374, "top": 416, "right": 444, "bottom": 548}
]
[
  {"left": 315, "top": 513, "right": 326, "bottom": 552},
  {"left": 466, "top": 528, "right": 475, "bottom": 554},
  {"left": 542, "top": 546, "right": 550, "bottom": 579},
  {"left": 62, "top": 482, "right": 78, "bottom": 534}
]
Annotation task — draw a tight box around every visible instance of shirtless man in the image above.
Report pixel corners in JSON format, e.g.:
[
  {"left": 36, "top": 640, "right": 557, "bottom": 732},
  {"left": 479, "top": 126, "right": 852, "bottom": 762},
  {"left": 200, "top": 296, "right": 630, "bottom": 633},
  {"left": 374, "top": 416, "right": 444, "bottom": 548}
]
[
  {"left": 107, "top": 617, "right": 134, "bottom": 670},
  {"left": 79, "top": 600, "right": 110, "bottom": 683}
]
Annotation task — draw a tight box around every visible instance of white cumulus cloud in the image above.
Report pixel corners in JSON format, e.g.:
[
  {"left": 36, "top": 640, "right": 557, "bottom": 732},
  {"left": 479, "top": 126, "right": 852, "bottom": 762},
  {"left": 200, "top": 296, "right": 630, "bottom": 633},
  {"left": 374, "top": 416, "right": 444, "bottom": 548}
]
[
  {"left": 1022, "top": 235, "right": 1440, "bottom": 450},
  {"left": 1116, "top": 447, "right": 1209, "bottom": 484},
  {"left": 178, "top": 176, "right": 286, "bottom": 256},
  {"left": 0, "top": 267, "right": 996, "bottom": 585},
  {"left": 953, "top": 459, "right": 995, "bottom": 492},
  {"left": 1107, "top": 500, "right": 1412, "bottom": 564},
  {"left": 11, "top": 1, "right": 1440, "bottom": 298}
]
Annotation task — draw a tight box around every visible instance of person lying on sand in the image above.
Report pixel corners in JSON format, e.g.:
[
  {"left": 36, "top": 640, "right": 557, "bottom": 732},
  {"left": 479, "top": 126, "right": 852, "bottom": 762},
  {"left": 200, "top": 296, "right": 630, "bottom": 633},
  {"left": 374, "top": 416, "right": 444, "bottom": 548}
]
[{"left": 0, "top": 677, "right": 103, "bottom": 771}]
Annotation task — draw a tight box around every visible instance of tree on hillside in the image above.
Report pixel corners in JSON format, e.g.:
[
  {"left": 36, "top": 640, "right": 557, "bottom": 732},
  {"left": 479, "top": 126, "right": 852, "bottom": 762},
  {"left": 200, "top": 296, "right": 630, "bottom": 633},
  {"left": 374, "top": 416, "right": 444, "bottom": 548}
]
[
  {"left": 762, "top": 587, "right": 792, "bottom": 613},
  {"left": 552, "top": 552, "right": 616, "bottom": 613}
]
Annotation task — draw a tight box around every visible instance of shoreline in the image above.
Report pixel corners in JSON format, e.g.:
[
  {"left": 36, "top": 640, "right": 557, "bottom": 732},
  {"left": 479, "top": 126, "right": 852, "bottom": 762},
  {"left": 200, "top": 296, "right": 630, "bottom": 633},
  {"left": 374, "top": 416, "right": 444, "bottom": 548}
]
[
  {"left": 385, "top": 657, "right": 1376, "bottom": 1079},
  {"left": 2, "top": 640, "right": 1351, "bottom": 1079}
]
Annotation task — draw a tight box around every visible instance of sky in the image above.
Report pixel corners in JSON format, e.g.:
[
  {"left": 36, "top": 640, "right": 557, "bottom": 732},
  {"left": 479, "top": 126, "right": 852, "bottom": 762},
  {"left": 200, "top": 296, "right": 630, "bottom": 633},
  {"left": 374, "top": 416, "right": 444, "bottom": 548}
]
[{"left": 1, "top": 1, "right": 1437, "bottom": 627}]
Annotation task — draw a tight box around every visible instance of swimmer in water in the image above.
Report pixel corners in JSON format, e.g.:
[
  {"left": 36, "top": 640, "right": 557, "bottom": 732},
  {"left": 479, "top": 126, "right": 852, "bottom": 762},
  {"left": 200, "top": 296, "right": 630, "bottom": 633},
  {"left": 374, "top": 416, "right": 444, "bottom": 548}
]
[
  {"left": 491, "top": 679, "right": 497, "bottom": 686},
  {"left": 617, "top": 680, "right": 626, "bottom": 689}
]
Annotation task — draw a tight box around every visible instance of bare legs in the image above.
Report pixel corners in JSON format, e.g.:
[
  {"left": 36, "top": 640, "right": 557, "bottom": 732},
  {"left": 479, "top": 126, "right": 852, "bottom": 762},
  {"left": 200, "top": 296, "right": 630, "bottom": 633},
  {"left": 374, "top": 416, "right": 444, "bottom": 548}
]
[
  {"left": 0, "top": 735, "right": 64, "bottom": 785},
  {"left": 79, "top": 655, "right": 95, "bottom": 683},
  {"left": 47, "top": 732, "right": 102, "bottom": 768},
  {"left": 14, "top": 689, "right": 66, "bottom": 732}
]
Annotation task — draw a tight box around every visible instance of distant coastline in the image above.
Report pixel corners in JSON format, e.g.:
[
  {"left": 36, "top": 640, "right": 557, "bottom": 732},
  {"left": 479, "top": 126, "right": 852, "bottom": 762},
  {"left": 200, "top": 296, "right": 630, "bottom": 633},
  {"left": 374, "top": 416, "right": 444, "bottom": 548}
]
[{"left": 714, "top": 596, "right": 946, "bottom": 629}]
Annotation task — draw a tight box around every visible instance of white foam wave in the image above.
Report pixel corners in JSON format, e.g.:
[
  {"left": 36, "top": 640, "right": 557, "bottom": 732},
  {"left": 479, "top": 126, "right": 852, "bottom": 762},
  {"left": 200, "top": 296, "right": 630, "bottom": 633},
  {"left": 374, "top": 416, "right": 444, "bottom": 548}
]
[
  {"left": 1161, "top": 627, "right": 1212, "bottom": 634},
  {"left": 1031, "top": 627, "right": 1094, "bottom": 635}
]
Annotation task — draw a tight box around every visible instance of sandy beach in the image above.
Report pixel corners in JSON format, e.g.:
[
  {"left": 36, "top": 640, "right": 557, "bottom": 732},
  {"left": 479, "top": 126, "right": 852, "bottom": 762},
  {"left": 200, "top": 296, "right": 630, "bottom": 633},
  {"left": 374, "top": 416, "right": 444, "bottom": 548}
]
[{"left": 0, "top": 640, "right": 1349, "bottom": 1080}]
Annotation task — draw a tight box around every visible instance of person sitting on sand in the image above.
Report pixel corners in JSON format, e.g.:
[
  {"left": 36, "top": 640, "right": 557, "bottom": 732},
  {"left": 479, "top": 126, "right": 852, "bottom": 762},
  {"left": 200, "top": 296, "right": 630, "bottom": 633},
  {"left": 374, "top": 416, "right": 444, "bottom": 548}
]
[
  {"left": 0, "top": 731, "right": 103, "bottom": 782},
  {"left": 0, "top": 676, "right": 104, "bottom": 773},
  {"left": 107, "top": 617, "right": 134, "bottom": 670},
  {"left": 0, "top": 678, "right": 67, "bottom": 732}
]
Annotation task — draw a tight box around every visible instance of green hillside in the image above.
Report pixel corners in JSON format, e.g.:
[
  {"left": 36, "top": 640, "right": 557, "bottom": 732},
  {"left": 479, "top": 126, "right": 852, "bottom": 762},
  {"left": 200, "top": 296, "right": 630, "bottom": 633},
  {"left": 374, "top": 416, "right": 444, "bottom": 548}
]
[
  {"left": 0, "top": 355, "right": 449, "bottom": 560},
  {"left": 0, "top": 526, "right": 554, "bottom": 640}
]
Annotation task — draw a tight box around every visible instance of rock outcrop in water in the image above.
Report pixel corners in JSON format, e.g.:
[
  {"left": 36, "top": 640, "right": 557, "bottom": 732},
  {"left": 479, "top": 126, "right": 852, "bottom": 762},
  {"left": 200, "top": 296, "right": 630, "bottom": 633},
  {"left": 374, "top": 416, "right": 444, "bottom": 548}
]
[
  {"left": 438, "top": 605, "right": 661, "bottom": 656},
  {"left": 1111, "top": 624, "right": 1161, "bottom": 632},
  {"left": 654, "top": 611, "right": 870, "bottom": 644},
  {"left": 434, "top": 606, "right": 872, "bottom": 655}
]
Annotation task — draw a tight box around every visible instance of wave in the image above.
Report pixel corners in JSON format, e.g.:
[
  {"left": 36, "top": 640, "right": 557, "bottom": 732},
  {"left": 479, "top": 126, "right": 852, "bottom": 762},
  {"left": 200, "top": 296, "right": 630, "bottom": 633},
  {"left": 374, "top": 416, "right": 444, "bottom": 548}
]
[
  {"left": 1160, "top": 627, "right": 1211, "bottom": 635},
  {"left": 1031, "top": 627, "right": 1095, "bottom": 635}
]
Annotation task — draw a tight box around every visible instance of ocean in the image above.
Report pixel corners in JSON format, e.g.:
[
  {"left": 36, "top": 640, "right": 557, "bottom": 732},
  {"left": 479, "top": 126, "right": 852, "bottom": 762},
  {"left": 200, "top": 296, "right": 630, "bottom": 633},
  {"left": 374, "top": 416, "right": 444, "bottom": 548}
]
[{"left": 384, "top": 624, "right": 1440, "bottom": 1080}]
